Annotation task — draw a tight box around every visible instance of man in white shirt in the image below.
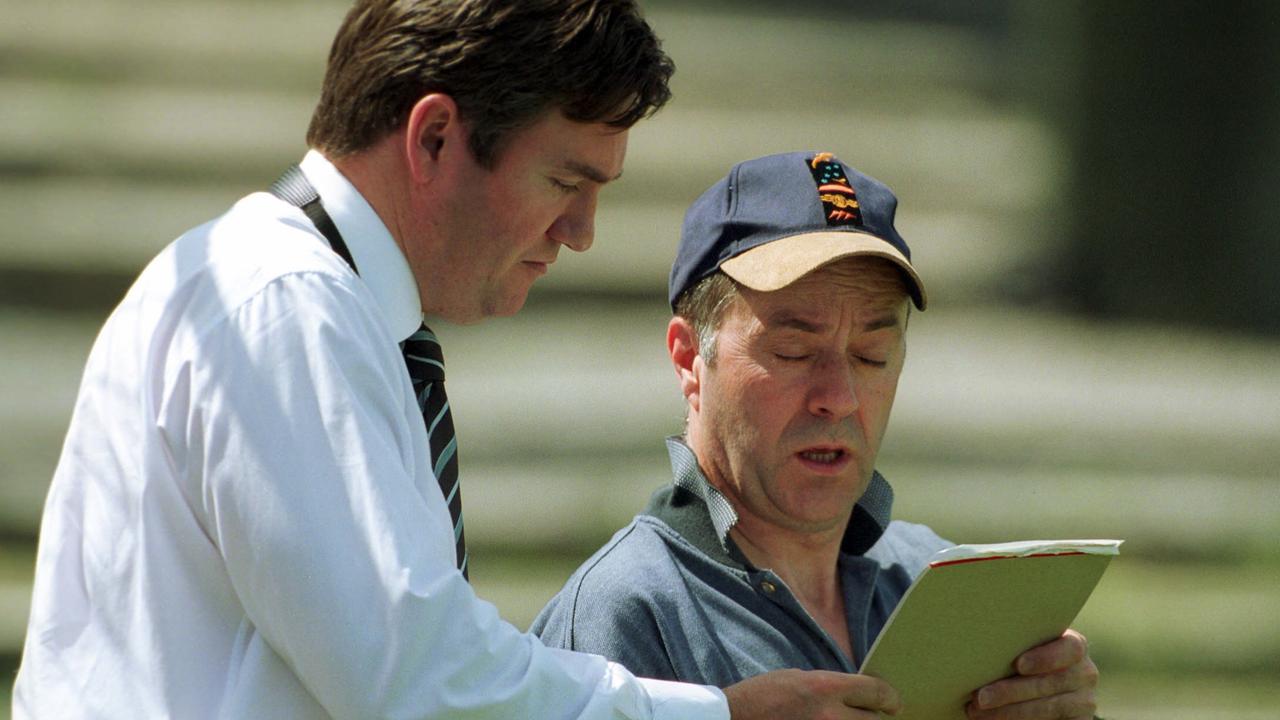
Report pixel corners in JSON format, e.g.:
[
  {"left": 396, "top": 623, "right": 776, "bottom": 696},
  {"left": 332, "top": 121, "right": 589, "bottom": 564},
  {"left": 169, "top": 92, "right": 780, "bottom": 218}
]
[{"left": 13, "top": 1, "right": 905, "bottom": 718}]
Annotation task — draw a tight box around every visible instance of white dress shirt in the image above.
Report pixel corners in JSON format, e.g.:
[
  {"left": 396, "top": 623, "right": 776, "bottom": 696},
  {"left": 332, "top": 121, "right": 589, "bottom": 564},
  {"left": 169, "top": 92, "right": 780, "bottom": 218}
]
[{"left": 13, "top": 152, "right": 728, "bottom": 719}]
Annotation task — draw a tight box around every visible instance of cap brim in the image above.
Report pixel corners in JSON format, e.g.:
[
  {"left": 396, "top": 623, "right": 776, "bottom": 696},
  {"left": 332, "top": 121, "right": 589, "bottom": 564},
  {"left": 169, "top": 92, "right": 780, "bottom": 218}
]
[{"left": 719, "top": 231, "right": 928, "bottom": 310}]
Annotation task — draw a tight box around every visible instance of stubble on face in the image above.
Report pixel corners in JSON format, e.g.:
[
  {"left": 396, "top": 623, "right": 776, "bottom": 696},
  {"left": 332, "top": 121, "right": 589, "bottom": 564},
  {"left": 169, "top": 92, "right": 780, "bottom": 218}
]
[
  {"left": 417, "top": 112, "right": 628, "bottom": 325},
  {"left": 691, "top": 259, "right": 910, "bottom": 538}
]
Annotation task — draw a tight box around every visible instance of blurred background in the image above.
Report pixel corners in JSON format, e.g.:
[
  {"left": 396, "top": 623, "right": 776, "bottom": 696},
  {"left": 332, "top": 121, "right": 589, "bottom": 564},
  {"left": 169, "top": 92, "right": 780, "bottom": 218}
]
[{"left": 2, "top": 0, "right": 1278, "bottom": 716}]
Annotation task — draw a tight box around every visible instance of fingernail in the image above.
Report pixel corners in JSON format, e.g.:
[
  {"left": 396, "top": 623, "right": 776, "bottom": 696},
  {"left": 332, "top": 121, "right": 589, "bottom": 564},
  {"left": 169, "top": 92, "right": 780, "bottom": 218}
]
[
  {"left": 1016, "top": 656, "right": 1032, "bottom": 674},
  {"left": 978, "top": 688, "right": 993, "bottom": 708}
]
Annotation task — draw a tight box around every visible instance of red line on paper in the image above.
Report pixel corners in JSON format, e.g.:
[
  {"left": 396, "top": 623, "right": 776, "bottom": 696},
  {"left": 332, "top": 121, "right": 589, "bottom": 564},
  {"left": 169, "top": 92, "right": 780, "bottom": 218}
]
[{"left": 930, "top": 551, "right": 1086, "bottom": 568}]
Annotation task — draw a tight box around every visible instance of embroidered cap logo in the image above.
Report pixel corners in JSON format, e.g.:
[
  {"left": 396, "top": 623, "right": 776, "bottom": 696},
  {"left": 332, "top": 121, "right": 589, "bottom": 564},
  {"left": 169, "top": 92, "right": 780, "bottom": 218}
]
[{"left": 807, "top": 152, "right": 862, "bottom": 226}]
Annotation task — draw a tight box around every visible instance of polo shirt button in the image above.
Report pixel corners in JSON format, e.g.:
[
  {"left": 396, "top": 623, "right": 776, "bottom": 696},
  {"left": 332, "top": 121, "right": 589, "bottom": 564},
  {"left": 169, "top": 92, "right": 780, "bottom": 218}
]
[{"left": 760, "top": 580, "right": 777, "bottom": 594}]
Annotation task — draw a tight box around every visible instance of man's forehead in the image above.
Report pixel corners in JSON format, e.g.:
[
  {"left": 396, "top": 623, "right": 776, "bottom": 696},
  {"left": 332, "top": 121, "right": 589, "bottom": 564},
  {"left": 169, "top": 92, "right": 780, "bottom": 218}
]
[
  {"left": 754, "top": 302, "right": 904, "bottom": 334},
  {"left": 740, "top": 273, "right": 908, "bottom": 326},
  {"left": 497, "top": 109, "right": 628, "bottom": 174},
  {"left": 720, "top": 301, "right": 895, "bottom": 347},
  {"left": 557, "top": 157, "right": 623, "bottom": 184}
]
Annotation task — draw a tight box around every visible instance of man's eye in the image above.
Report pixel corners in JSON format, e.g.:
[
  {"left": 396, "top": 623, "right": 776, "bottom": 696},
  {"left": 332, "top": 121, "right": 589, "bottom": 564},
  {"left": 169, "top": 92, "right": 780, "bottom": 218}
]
[
  {"left": 856, "top": 356, "right": 888, "bottom": 368},
  {"left": 550, "top": 178, "right": 580, "bottom": 193},
  {"left": 774, "top": 353, "right": 811, "bottom": 362}
]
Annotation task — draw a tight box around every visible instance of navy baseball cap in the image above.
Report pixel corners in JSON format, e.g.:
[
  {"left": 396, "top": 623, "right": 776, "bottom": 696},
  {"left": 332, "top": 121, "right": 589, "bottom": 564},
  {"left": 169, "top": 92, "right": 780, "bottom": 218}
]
[{"left": 668, "top": 151, "right": 927, "bottom": 311}]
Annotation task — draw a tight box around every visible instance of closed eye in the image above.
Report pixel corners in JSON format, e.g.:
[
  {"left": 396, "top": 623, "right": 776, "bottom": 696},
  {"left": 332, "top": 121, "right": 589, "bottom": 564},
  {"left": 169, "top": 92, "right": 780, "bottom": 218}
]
[{"left": 549, "top": 177, "right": 581, "bottom": 194}]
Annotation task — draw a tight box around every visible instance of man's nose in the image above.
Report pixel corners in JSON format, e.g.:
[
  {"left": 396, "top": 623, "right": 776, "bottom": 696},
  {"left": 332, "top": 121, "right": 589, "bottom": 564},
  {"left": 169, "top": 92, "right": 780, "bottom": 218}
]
[
  {"left": 807, "top": 356, "right": 858, "bottom": 420},
  {"left": 548, "top": 191, "right": 597, "bottom": 252}
]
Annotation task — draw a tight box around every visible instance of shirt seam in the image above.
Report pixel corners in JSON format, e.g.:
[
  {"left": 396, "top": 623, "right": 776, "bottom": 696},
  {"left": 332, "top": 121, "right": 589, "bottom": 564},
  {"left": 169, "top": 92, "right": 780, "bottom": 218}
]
[
  {"left": 567, "top": 521, "right": 645, "bottom": 651},
  {"left": 633, "top": 516, "right": 753, "bottom": 582},
  {"left": 188, "top": 267, "right": 371, "bottom": 352}
]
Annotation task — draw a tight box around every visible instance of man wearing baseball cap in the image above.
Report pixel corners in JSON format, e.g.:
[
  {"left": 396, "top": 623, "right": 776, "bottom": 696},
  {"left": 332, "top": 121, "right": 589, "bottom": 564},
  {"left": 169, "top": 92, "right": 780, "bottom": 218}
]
[{"left": 534, "top": 152, "right": 1100, "bottom": 718}]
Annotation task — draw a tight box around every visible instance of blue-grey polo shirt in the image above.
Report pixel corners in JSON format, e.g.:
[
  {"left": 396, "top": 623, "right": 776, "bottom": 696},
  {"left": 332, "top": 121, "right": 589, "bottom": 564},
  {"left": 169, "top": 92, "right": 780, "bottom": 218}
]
[{"left": 531, "top": 437, "right": 951, "bottom": 686}]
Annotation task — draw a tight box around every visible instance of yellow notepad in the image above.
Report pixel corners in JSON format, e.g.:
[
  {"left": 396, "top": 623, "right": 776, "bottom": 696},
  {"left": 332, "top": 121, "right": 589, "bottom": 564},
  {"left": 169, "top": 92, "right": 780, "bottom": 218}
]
[{"left": 860, "top": 539, "right": 1122, "bottom": 719}]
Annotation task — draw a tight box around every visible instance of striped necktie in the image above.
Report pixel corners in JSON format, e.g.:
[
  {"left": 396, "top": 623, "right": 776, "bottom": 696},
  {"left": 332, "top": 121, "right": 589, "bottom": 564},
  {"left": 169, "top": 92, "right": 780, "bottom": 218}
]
[
  {"left": 402, "top": 325, "right": 468, "bottom": 580},
  {"left": 269, "top": 165, "right": 470, "bottom": 580}
]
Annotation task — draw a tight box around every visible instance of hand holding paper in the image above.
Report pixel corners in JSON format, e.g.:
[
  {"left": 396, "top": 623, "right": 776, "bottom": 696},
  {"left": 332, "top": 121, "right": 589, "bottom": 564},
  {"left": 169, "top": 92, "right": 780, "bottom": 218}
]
[
  {"left": 859, "top": 539, "right": 1121, "bottom": 720},
  {"left": 966, "top": 629, "right": 1099, "bottom": 719},
  {"left": 723, "top": 668, "right": 903, "bottom": 719}
]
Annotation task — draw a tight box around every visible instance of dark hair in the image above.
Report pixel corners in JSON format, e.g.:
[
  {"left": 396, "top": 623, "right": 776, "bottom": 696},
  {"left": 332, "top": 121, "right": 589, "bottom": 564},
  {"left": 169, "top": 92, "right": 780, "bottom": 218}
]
[
  {"left": 674, "top": 271, "right": 740, "bottom": 366},
  {"left": 306, "top": 0, "right": 674, "bottom": 166}
]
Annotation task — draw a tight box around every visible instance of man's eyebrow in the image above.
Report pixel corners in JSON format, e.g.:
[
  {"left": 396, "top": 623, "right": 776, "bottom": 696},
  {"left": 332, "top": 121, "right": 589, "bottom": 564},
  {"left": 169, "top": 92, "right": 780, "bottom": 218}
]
[
  {"left": 862, "top": 314, "right": 903, "bottom": 332},
  {"left": 765, "top": 312, "right": 826, "bottom": 334},
  {"left": 765, "top": 310, "right": 902, "bottom": 333},
  {"left": 561, "top": 159, "right": 621, "bottom": 184}
]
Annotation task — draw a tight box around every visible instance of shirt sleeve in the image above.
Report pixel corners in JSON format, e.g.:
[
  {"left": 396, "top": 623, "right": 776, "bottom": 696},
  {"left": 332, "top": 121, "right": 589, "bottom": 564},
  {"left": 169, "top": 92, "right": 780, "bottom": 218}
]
[
  {"left": 866, "top": 520, "right": 954, "bottom": 578},
  {"left": 531, "top": 530, "right": 687, "bottom": 684},
  {"left": 535, "top": 588, "right": 685, "bottom": 684},
  {"left": 171, "top": 270, "right": 728, "bottom": 719}
]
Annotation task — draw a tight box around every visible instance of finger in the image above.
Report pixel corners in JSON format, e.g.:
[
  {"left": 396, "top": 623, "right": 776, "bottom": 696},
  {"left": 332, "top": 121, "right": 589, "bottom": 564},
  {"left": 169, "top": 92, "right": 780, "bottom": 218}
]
[
  {"left": 838, "top": 674, "right": 902, "bottom": 716},
  {"left": 973, "top": 661, "right": 1098, "bottom": 710},
  {"left": 965, "top": 687, "right": 1097, "bottom": 720},
  {"left": 726, "top": 669, "right": 903, "bottom": 720},
  {"left": 1015, "top": 630, "right": 1088, "bottom": 676}
]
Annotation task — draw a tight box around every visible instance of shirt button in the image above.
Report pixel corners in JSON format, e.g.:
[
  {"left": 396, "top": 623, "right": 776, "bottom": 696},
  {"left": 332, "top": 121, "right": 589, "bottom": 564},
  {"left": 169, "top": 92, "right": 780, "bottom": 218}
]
[{"left": 760, "top": 580, "right": 777, "bottom": 594}]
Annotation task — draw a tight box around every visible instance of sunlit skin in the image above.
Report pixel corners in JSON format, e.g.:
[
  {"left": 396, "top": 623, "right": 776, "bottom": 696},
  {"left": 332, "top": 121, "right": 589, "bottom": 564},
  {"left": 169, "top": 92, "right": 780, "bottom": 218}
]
[
  {"left": 422, "top": 112, "right": 627, "bottom": 322},
  {"left": 337, "top": 94, "right": 628, "bottom": 324},
  {"left": 672, "top": 258, "right": 1099, "bottom": 718},
  {"left": 673, "top": 259, "right": 908, "bottom": 663},
  {"left": 685, "top": 264, "right": 907, "bottom": 545}
]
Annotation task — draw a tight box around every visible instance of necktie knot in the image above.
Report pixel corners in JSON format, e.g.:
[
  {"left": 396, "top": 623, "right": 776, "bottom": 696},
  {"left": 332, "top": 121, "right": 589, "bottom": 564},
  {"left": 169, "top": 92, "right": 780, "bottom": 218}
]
[{"left": 402, "top": 325, "right": 445, "bottom": 383}]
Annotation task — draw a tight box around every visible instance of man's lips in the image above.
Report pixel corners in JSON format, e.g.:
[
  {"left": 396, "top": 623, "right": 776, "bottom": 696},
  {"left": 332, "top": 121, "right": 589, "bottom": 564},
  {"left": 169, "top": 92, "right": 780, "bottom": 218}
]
[
  {"left": 794, "top": 446, "right": 854, "bottom": 474},
  {"left": 523, "top": 259, "right": 553, "bottom": 275}
]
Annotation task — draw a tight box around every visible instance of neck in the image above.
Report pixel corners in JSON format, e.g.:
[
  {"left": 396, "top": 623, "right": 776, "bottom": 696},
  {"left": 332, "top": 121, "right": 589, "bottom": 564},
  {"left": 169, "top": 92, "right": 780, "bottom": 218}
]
[
  {"left": 329, "top": 138, "right": 434, "bottom": 315},
  {"left": 328, "top": 140, "right": 417, "bottom": 264},
  {"left": 686, "top": 426, "right": 855, "bottom": 658},
  {"left": 687, "top": 427, "right": 847, "bottom": 604},
  {"left": 728, "top": 515, "right": 844, "bottom": 606},
  {"left": 729, "top": 516, "right": 854, "bottom": 662}
]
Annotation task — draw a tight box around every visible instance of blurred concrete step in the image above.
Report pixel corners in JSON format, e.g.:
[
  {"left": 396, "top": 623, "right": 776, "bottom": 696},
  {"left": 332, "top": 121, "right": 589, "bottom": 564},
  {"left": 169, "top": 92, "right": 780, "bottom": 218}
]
[
  {"left": 2, "top": 1, "right": 1003, "bottom": 100},
  {"left": 459, "top": 453, "right": 1280, "bottom": 564},
  {"left": 5, "top": 303, "right": 1278, "bottom": 540},
  {"left": 1, "top": 1, "right": 1056, "bottom": 305},
  {"left": 0, "top": 176, "right": 1038, "bottom": 308},
  {"left": 435, "top": 304, "right": 1280, "bottom": 473},
  {"left": 0, "top": 78, "right": 313, "bottom": 181},
  {"left": 0, "top": 0, "right": 1021, "bottom": 185},
  {"left": 0, "top": 0, "right": 345, "bottom": 89},
  {"left": 0, "top": 70, "right": 1054, "bottom": 209}
]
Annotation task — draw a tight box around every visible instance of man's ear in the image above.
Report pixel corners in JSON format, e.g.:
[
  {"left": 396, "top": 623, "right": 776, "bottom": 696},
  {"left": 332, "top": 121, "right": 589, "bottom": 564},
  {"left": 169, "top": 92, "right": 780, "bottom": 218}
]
[
  {"left": 668, "top": 316, "right": 703, "bottom": 414},
  {"left": 403, "top": 93, "right": 464, "bottom": 184}
]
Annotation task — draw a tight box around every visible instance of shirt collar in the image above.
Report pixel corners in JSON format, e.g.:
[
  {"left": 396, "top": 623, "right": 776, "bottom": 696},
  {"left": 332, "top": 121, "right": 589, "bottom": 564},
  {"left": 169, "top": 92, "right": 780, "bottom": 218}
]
[
  {"left": 299, "top": 150, "right": 423, "bottom": 342},
  {"left": 654, "top": 436, "right": 895, "bottom": 560}
]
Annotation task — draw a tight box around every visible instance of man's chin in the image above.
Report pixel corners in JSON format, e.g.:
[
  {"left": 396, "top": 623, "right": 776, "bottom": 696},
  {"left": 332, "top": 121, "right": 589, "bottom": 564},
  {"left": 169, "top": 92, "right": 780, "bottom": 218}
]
[
  {"left": 479, "top": 290, "right": 532, "bottom": 321},
  {"left": 455, "top": 278, "right": 535, "bottom": 323},
  {"left": 436, "top": 301, "right": 513, "bottom": 326}
]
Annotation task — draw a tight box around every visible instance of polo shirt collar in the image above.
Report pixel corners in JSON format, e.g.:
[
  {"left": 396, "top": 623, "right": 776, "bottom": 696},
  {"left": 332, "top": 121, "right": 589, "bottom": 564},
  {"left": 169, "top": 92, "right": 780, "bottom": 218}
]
[
  {"left": 299, "top": 150, "right": 423, "bottom": 342},
  {"left": 654, "top": 436, "right": 895, "bottom": 561}
]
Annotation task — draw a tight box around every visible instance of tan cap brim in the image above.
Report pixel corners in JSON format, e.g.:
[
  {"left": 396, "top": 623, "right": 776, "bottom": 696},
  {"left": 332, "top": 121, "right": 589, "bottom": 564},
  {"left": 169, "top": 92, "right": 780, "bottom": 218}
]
[{"left": 719, "top": 231, "right": 928, "bottom": 310}]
